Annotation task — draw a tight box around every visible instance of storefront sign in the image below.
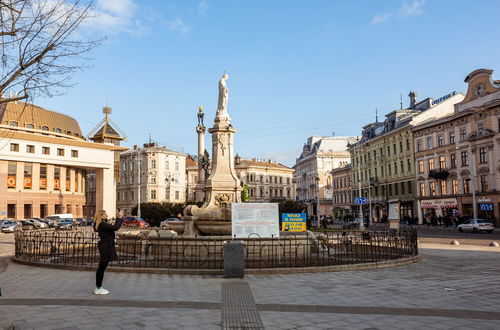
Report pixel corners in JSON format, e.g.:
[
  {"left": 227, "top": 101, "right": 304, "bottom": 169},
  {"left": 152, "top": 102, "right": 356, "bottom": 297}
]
[
  {"left": 420, "top": 198, "right": 458, "bottom": 209},
  {"left": 281, "top": 213, "right": 306, "bottom": 232},
  {"left": 66, "top": 180, "right": 70, "bottom": 190},
  {"left": 40, "top": 178, "right": 47, "bottom": 189},
  {"left": 480, "top": 203, "right": 493, "bottom": 211},
  {"left": 388, "top": 202, "right": 400, "bottom": 220},
  {"left": 478, "top": 198, "right": 491, "bottom": 203},
  {"left": 232, "top": 203, "right": 279, "bottom": 238},
  {"left": 431, "top": 91, "right": 457, "bottom": 105},
  {"left": 54, "top": 179, "right": 60, "bottom": 190},
  {"left": 7, "top": 176, "right": 16, "bottom": 188},
  {"left": 24, "top": 177, "right": 32, "bottom": 189}
]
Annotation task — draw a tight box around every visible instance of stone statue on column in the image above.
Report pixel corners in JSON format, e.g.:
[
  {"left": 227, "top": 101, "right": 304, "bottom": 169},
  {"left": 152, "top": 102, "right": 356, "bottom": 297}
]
[{"left": 216, "top": 73, "right": 229, "bottom": 118}]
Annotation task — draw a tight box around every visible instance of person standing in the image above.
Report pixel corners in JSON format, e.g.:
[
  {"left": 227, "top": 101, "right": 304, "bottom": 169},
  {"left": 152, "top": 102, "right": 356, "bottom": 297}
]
[{"left": 93, "top": 209, "right": 124, "bottom": 295}]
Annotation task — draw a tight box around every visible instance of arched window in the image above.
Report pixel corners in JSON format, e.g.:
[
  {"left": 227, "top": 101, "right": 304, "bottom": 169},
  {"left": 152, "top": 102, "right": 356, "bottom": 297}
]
[
  {"left": 26, "top": 124, "right": 34, "bottom": 129},
  {"left": 42, "top": 126, "right": 49, "bottom": 131},
  {"left": 9, "top": 121, "right": 18, "bottom": 126},
  {"left": 54, "top": 128, "right": 62, "bottom": 133}
]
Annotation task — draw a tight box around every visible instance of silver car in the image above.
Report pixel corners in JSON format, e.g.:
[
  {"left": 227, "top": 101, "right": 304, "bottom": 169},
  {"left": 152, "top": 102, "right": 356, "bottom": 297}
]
[
  {"left": 458, "top": 219, "right": 494, "bottom": 233},
  {"left": 1, "top": 220, "right": 18, "bottom": 233}
]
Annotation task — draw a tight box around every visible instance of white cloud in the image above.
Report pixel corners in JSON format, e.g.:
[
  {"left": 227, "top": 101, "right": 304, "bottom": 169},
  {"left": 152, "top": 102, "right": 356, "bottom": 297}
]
[
  {"left": 371, "top": 0, "right": 425, "bottom": 24},
  {"left": 197, "top": 0, "right": 208, "bottom": 16},
  {"left": 401, "top": 0, "right": 425, "bottom": 16},
  {"left": 371, "top": 13, "right": 392, "bottom": 24},
  {"left": 168, "top": 18, "right": 191, "bottom": 34},
  {"left": 97, "top": 0, "right": 134, "bottom": 17}
]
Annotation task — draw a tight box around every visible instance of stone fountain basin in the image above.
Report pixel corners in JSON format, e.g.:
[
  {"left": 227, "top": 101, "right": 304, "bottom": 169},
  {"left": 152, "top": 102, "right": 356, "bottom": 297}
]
[{"left": 164, "top": 219, "right": 231, "bottom": 235}]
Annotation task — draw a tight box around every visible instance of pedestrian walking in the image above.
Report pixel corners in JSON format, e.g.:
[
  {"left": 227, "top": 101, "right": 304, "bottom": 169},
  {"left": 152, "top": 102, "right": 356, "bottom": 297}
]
[{"left": 93, "top": 209, "right": 124, "bottom": 295}]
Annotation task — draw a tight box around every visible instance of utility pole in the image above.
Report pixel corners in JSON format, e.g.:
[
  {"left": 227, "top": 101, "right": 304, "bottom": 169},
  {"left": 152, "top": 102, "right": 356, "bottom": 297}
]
[
  {"left": 357, "top": 144, "right": 365, "bottom": 230},
  {"left": 137, "top": 149, "right": 141, "bottom": 218},
  {"left": 316, "top": 175, "right": 320, "bottom": 228}
]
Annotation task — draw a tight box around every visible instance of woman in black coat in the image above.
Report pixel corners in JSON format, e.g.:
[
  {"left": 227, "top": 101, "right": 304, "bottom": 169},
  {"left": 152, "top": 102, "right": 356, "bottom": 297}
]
[{"left": 93, "top": 209, "right": 124, "bottom": 295}]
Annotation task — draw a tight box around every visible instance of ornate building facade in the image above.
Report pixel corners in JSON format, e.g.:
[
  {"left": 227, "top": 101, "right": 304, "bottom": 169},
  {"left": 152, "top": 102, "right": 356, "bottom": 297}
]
[
  {"left": 348, "top": 91, "right": 464, "bottom": 222},
  {"left": 116, "top": 142, "right": 187, "bottom": 216},
  {"left": 0, "top": 102, "right": 126, "bottom": 219},
  {"left": 413, "top": 69, "right": 500, "bottom": 226},
  {"left": 294, "top": 136, "right": 352, "bottom": 217},
  {"left": 235, "top": 156, "right": 295, "bottom": 202},
  {"left": 331, "top": 164, "right": 352, "bottom": 221}
]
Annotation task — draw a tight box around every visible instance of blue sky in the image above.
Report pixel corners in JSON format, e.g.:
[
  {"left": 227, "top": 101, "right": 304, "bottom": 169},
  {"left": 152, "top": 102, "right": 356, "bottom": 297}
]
[{"left": 37, "top": 0, "right": 500, "bottom": 166}]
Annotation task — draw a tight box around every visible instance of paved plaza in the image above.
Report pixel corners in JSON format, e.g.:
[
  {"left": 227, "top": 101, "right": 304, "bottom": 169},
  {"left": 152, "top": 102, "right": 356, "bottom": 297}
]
[{"left": 1, "top": 239, "right": 500, "bottom": 329}]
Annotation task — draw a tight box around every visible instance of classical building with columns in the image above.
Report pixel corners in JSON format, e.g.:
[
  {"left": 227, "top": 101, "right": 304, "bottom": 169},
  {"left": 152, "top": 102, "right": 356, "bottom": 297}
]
[
  {"left": 294, "top": 136, "right": 352, "bottom": 218},
  {"left": 0, "top": 101, "right": 126, "bottom": 219},
  {"left": 413, "top": 69, "right": 500, "bottom": 226},
  {"left": 116, "top": 142, "right": 187, "bottom": 216},
  {"left": 331, "top": 164, "right": 353, "bottom": 221}
]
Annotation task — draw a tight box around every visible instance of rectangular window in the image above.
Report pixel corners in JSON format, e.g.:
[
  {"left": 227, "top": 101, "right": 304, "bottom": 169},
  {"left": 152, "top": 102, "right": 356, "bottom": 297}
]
[
  {"left": 452, "top": 179, "right": 459, "bottom": 194},
  {"left": 394, "top": 183, "right": 399, "bottom": 195},
  {"left": 440, "top": 180, "right": 447, "bottom": 195},
  {"left": 460, "top": 128, "right": 466, "bottom": 141},
  {"left": 438, "top": 135, "right": 444, "bottom": 147},
  {"left": 417, "top": 141, "right": 422, "bottom": 152},
  {"left": 381, "top": 166, "right": 384, "bottom": 177},
  {"left": 463, "top": 179, "right": 470, "bottom": 194},
  {"left": 450, "top": 154, "right": 456, "bottom": 168},
  {"left": 42, "top": 147, "right": 50, "bottom": 155},
  {"left": 10, "top": 143, "right": 19, "bottom": 152},
  {"left": 388, "top": 164, "right": 391, "bottom": 176},
  {"left": 175, "top": 191, "right": 179, "bottom": 199},
  {"left": 406, "top": 139, "right": 410, "bottom": 151},
  {"left": 175, "top": 162, "right": 179, "bottom": 171},
  {"left": 429, "top": 181, "right": 436, "bottom": 196},
  {"left": 40, "top": 165, "right": 47, "bottom": 190},
  {"left": 449, "top": 132, "right": 455, "bottom": 144},
  {"left": 66, "top": 169, "right": 70, "bottom": 191},
  {"left": 151, "top": 190, "right": 156, "bottom": 199},
  {"left": 387, "top": 145, "right": 391, "bottom": 156},
  {"left": 71, "top": 150, "right": 78, "bottom": 158},
  {"left": 407, "top": 159, "right": 411, "bottom": 173},
  {"left": 400, "top": 160, "right": 404, "bottom": 173},
  {"left": 418, "top": 160, "right": 424, "bottom": 173},
  {"left": 75, "top": 169, "right": 79, "bottom": 192},
  {"left": 394, "top": 162, "right": 398, "bottom": 174},
  {"left": 393, "top": 144, "right": 396, "bottom": 154},
  {"left": 399, "top": 141, "right": 403, "bottom": 153},
  {"left": 461, "top": 151, "right": 468, "bottom": 166},
  {"left": 150, "top": 159, "right": 156, "bottom": 169},
  {"left": 26, "top": 145, "right": 35, "bottom": 153},
  {"left": 419, "top": 183, "right": 426, "bottom": 197},
  {"left": 480, "top": 175, "right": 488, "bottom": 192},
  {"left": 426, "top": 137, "right": 433, "bottom": 149},
  {"left": 479, "top": 148, "right": 487, "bottom": 163},
  {"left": 7, "top": 161, "right": 16, "bottom": 189},
  {"left": 439, "top": 156, "right": 446, "bottom": 170},
  {"left": 428, "top": 159, "right": 435, "bottom": 171},
  {"left": 24, "top": 163, "right": 32, "bottom": 189},
  {"left": 401, "top": 182, "right": 405, "bottom": 194},
  {"left": 57, "top": 148, "right": 64, "bottom": 156},
  {"left": 54, "top": 167, "right": 60, "bottom": 190}
]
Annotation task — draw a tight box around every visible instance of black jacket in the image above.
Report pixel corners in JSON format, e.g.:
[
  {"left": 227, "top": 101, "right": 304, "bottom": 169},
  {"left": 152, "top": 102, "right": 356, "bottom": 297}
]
[{"left": 94, "top": 218, "right": 124, "bottom": 263}]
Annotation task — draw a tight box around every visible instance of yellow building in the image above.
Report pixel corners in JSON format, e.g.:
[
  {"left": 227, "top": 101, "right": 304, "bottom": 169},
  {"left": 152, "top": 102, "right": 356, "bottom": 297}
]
[{"left": 349, "top": 91, "right": 464, "bottom": 222}]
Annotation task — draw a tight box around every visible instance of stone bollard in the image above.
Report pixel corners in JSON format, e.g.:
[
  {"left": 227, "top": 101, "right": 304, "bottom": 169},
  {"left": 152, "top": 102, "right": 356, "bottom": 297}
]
[
  {"left": 224, "top": 240, "right": 244, "bottom": 278},
  {"left": 450, "top": 240, "right": 460, "bottom": 246},
  {"left": 489, "top": 242, "right": 499, "bottom": 247}
]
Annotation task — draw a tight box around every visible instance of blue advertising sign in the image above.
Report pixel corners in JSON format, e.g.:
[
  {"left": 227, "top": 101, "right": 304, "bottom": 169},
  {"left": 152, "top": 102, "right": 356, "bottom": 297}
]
[
  {"left": 354, "top": 197, "right": 367, "bottom": 204},
  {"left": 480, "top": 203, "right": 493, "bottom": 211},
  {"left": 281, "top": 213, "right": 306, "bottom": 232}
]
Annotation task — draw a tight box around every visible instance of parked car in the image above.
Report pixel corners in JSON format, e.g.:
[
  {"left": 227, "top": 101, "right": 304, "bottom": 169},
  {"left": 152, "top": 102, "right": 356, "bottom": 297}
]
[
  {"left": 56, "top": 219, "right": 74, "bottom": 230},
  {"left": 458, "top": 219, "right": 494, "bottom": 233},
  {"left": 85, "top": 218, "right": 94, "bottom": 227},
  {"left": 160, "top": 218, "right": 180, "bottom": 229},
  {"left": 1, "top": 220, "right": 17, "bottom": 233},
  {"left": 344, "top": 218, "right": 363, "bottom": 229},
  {"left": 73, "top": 218, "right": 87, "bottom": 226},
  {"left": 123, "top": 216, "right": 149, "bottom": 228},
  {"left": 26, "top": 219, "right": 48, "bottom": 229}
]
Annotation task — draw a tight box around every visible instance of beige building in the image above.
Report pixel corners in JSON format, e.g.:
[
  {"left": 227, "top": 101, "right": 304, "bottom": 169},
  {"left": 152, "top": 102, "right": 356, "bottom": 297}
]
[
  {"left": 116, "top": 142, "right": 187, "bottom": 215},
  {"left": 294, "top": 136, "right": 352, "bottom": 218},
  {"left": 413, "top": 69, "right": 500, "bottom": 226},
  {"left": 331, "top": 164, "right": 352, "bottom": 221},
  {"left": 185, "top": 155, "right": 198, "bottom": 202},
  {"left": 349, "top": 91, "right": 464, "bottom": 221},
  {"left": 0, "top": 102, "right": 126, "bottom": 219},
  {"left": 235, "top": 155, "right": 295, "bottom": 202}
]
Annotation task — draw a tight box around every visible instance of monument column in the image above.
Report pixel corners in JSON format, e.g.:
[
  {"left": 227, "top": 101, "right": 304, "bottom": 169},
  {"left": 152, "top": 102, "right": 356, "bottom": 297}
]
[{"left": 195, "top": 106, "right": 207, "bottom": 202}]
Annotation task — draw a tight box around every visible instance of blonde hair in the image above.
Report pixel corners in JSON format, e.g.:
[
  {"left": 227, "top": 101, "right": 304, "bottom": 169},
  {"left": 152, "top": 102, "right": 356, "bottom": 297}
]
[{"left": 93, "top": 210, "right": 107, "bottom": 231}]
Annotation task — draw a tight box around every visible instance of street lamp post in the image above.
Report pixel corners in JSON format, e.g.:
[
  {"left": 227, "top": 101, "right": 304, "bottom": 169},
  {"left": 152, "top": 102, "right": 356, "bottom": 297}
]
[
  {"left": 470, "top": 147, "right": 478, "bottom": 219},
  {"left": 315, "top": 175, "right": 320, "bottom": 228},
  {"left": 136, "top": 150, "right": 141, "bottom": 218}
]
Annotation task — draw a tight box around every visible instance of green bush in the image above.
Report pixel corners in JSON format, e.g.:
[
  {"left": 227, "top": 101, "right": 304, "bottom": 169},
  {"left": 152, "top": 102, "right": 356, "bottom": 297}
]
[{"left": 131, "top": 202, "right": 189, "bottom": 227}]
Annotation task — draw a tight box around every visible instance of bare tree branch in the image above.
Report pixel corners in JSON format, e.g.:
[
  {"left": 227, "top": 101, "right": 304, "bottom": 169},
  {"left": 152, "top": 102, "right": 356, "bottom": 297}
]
[{"left": 0, "top": 0, "right": 102, "bottom": 104}]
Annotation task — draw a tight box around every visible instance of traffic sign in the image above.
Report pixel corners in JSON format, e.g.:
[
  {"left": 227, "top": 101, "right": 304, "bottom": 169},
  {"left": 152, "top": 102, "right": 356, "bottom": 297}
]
[
  {"left": 480, "top": 203, "right": 493, "bottom": 211},
  {"left": 354, "top": 197, "right": 367, "bottom": 204}
]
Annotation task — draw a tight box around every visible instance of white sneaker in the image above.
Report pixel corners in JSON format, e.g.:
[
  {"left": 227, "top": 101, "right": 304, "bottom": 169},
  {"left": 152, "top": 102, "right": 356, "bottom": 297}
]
[{"left": 94, "top": 287, "right": 109, "bottom": 295}]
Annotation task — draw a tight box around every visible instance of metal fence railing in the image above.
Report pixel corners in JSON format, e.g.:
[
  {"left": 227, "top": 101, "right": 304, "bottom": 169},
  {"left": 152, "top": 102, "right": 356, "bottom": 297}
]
[{"left": 14, "top": 228, "right": 418, "bottom": 270}]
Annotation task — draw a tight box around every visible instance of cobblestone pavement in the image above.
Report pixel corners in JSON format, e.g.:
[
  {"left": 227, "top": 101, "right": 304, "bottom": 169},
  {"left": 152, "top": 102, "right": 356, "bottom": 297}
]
[{"left": 1, "top": 248, "right": 500, "bottom": 329}]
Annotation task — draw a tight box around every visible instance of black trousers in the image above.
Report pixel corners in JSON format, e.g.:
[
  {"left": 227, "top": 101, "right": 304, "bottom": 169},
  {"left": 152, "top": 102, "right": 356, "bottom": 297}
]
[{"left": 96, "top": 261, "right": 109, "bottom": 287}]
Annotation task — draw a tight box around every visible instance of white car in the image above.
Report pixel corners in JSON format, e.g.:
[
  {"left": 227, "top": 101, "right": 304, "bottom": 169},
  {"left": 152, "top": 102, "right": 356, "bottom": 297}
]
[
  {"left": 160, "top": 218, "right": 180, "bottom": 230},
  {"left": 458, "top": 219, "right": 494, "bottom": 233},
  {"left": 1, "top": 220, "right": 18, "bottom": 233}
]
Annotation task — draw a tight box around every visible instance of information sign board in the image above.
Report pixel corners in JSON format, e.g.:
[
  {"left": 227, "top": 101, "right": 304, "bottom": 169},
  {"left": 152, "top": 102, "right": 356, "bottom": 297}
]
[
  {"left": 231, "top": 203, "right": 279, "bottom": 238},
  {"left": 281, "top": 213, "right": 306, "bottom": 232}
]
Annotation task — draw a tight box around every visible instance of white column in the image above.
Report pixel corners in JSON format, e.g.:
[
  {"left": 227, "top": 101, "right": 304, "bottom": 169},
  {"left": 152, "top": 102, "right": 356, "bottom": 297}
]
[{"left": 95, "top": 167, "right": 117, "bottom": 218}]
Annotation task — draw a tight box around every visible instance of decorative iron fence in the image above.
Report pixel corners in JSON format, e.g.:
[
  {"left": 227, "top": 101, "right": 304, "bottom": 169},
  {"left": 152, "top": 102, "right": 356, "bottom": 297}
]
[{"left": 14, "top": 228, "right": 418, "bottom": 270}]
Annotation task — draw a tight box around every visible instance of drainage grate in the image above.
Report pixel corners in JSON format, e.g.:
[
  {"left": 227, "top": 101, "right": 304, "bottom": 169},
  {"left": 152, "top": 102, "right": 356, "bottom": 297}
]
[{"left": 222, "top": 282, "right": 264, "bottom": 329}]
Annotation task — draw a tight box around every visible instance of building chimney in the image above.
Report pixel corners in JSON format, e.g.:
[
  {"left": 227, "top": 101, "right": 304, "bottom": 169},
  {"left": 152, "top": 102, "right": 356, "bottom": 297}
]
[{"left": 409, "top": 91, "right": 417, "bottom": 109}]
